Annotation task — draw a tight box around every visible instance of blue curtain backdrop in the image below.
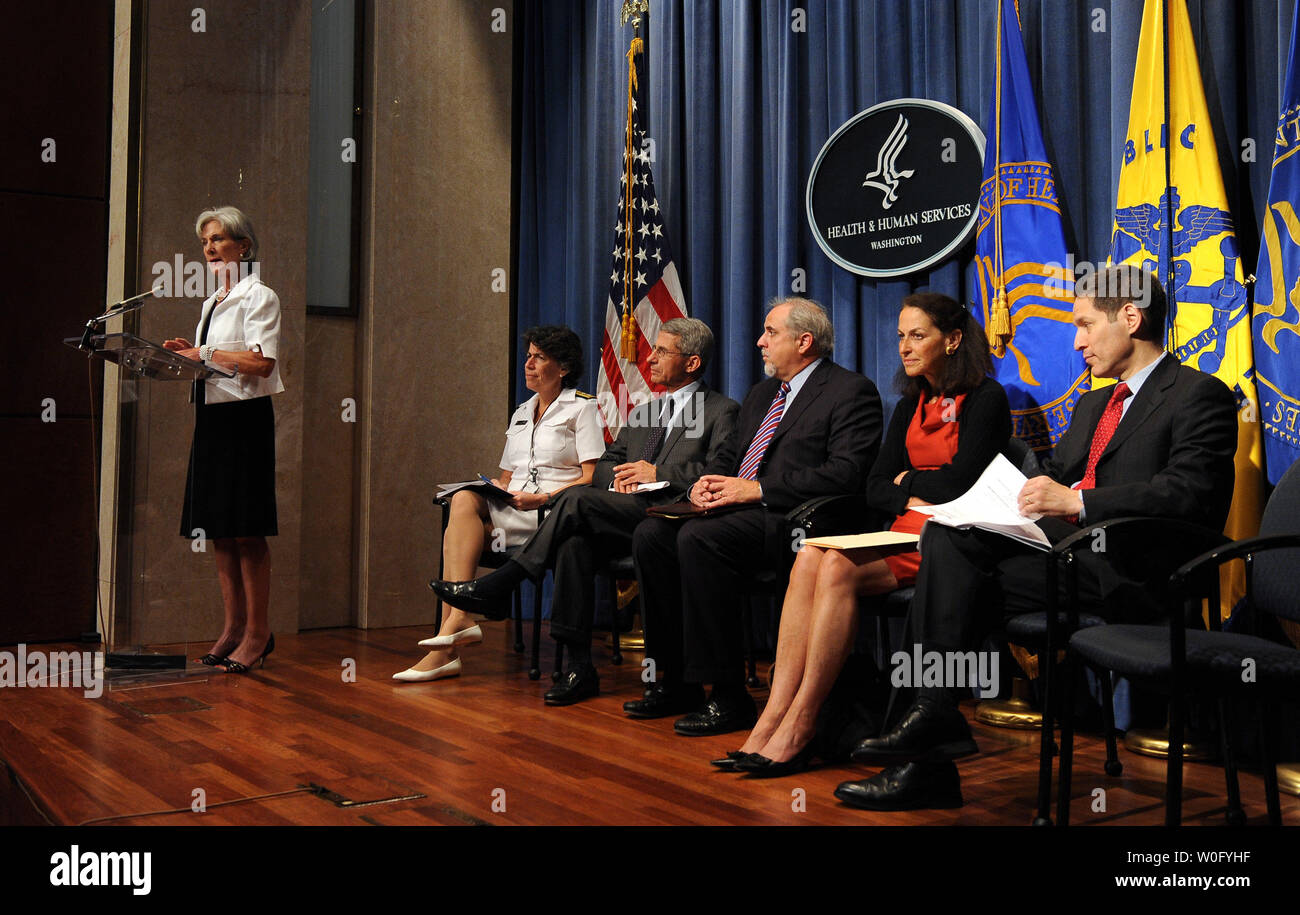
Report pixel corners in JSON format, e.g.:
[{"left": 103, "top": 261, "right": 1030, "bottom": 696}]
[{"left": 516, "top": 0, "right": 1296, "bottom": 420}]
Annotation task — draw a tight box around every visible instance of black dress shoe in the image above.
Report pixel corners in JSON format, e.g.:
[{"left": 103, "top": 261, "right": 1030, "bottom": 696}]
[
  {"left": 623, "top": 683, "right": 706, "bottom": 719},
  {"left": 673, "top": 695, "right": 757, "bottom": 737},
  {"left": 709, "top": 750, "right": 746, "bottom": 770},
  {"left": 734, "top": 745, "right": 815, "bottom": 778},
  {"left": 849, "top": 698, "right": 978, "bottom": 764},
  {"left": 544, "top": 665, "right": 599, "bottom": 706},
  {"left": 834, "top": 761, "right": 963, "bottom": 810},
  {"left": 428, "top": 578, "right": 511, "bottom": 621}
]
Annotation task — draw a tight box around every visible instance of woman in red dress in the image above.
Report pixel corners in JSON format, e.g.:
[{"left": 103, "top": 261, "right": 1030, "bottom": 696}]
[{"left": 727, "top": 292, "right": 1011, "bottom": 775}]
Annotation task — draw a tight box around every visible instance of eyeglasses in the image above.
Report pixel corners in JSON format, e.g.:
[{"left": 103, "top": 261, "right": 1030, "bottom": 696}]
[{"left": 651, "top": 346, "right": 694, "bottom": 358}]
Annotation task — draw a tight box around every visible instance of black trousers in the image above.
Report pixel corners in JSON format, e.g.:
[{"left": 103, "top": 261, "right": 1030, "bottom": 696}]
[
  {"left": 632, "top": 506, "right": 785, "bottom": 686},
  {"left": 512, "top": 487, "right": 651, "bottom": 647},
  {"left": 901, "top": 522, "right": 1114, "bottom": 710}
]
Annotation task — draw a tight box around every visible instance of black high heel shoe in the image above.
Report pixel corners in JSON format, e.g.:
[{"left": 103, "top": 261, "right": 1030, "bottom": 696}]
[
  {"left": 220, "top": 634, "right": 275, "bottom": 674},
  {"left": 195, "top": 637, "right": 244, "bottom": 666},
  {"left": 709, "top": 750, "right": 747, "bottom": 770},
  {"left": 734, "top": 743, "right": 816, "bottom": 778}
]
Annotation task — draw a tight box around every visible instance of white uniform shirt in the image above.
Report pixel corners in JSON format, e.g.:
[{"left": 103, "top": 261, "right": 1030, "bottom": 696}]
[
  {"left": 194, "top": 271, "right": 285, "bottom": 403},
  {"left": 499, "top": 388, "right": 605, "bottom": 493}
]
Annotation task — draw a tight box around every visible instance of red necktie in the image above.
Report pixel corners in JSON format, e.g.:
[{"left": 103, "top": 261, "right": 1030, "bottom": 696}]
[
  {"left": 737, "top": 382, "right": 790, "bottom": 480},
  {"left": 1079, "top": 382, "right": 1131, "bottom": 490}
]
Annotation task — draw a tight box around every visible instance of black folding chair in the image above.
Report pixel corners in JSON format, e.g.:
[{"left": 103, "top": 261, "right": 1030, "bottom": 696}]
[{"left": 1061, "top": 461, "right": 1300, "bottom": 825}]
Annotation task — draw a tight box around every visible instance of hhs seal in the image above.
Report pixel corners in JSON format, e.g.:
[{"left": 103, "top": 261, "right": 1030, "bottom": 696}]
[{"left": 807, "top": 98, "right": 985, "bottom": 278}]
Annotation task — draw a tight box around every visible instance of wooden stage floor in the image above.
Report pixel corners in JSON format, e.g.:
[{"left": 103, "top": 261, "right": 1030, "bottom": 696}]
[{"left": 1, "top": 625, "right": 1295, "bottom": 826}]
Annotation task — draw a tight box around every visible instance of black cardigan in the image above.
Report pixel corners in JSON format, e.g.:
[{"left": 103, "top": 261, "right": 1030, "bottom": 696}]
[{"left": 864, "top": 375, "right": 1012, "bottom": 518}]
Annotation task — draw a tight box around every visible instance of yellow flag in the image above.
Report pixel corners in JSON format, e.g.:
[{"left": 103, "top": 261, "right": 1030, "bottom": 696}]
[{"left": 1109, "top": 0, "right": 1263, "bottom": 613}]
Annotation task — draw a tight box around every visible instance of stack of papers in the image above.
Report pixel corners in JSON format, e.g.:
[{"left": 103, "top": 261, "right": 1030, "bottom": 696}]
[{"left": 913, "top": 454, "right": 1050, "bottom": 550}]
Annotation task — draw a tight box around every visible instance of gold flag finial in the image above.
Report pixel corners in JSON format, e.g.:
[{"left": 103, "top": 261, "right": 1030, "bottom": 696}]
[{"left": 620, "top": 0, "right": 649, "bottom": 30}]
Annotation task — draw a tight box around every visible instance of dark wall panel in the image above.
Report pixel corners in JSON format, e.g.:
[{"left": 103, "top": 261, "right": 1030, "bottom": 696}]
[
  {"left": 0, "top": 1, "right": 110, "bottom": 645},
  {"left": 0, "top": 2, "right": 111, "bottom": 198},
  {"left": 0, "top": 419, "right": 98, "bottom": 644},
  {"left": 3, "top": 193, "right": 108, "bottom": 417}
]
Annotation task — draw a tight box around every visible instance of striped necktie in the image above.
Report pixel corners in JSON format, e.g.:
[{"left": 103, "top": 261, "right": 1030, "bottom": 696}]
[{"left": 737, "top": 382, "right": 790, "bottom": 480}]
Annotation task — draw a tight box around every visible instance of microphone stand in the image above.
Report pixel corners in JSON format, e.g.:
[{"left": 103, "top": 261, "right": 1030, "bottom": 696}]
[{"left": 78, "top": 289, "right": 158, "bottom": 353}]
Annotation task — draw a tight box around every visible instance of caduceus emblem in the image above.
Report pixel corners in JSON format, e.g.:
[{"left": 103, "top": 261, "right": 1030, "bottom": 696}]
[{"left": 862, "top": 114, "right": 915, "bottom": 210}]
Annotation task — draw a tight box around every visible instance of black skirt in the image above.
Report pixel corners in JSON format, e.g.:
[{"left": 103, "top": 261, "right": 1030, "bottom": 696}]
[{"left": 180, "top": 395, "right": 278, "bottom": 539}]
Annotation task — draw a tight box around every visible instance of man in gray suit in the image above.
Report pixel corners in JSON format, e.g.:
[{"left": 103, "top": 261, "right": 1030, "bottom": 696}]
[{"left": 430, "top": 317, "right": 740, "bottom": 705}]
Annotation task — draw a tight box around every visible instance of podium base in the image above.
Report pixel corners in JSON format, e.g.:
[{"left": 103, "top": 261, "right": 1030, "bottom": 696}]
[{"left": 106, "top": 652, "right": 187, "bottom": 670}]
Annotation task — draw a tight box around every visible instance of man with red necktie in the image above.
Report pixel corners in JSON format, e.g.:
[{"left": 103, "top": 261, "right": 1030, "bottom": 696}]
[
  {"left": 626, "top": 298, "right": 883, "bottom": 735},
  {"left": 837, "top": 265, "right": 1238, "bottom": 811}
]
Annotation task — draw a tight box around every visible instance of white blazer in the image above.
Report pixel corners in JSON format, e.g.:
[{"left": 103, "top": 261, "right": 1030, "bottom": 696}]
[{"left": 194, "top": 271, "right": 285, "bottom": 403}]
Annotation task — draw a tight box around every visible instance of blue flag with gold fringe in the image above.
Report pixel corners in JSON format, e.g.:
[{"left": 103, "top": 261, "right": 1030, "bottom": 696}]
[
  {"left": 1254, "top": 1, "right": 1300, "bottom": 485},
  {"left": 975, "top": 0, "right": 1087, "bottom": 453}
]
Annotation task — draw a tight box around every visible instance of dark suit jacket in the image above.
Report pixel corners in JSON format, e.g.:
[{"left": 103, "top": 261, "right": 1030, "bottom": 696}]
[
  {"left": 592, "top": 385, "right": 740, "bottom": 502},
  {"left": 706, "top": 360, "right": 883, "bottom": 513},
  {"left": 1040, "top": 354, "right": 1238, "bottom": 535}
]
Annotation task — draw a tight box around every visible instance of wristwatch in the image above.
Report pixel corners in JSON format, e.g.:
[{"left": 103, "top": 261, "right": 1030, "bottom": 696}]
[{"left": 199, "top": 344, "right": 214, "bottom": 362}]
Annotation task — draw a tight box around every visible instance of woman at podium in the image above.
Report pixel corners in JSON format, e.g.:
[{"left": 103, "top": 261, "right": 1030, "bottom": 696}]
[
  {"left": 164, "top": 206, "right": 283, "bottom": 674},
  {"left": 392, "top": 326, "right": 604, "bottom": 682}
]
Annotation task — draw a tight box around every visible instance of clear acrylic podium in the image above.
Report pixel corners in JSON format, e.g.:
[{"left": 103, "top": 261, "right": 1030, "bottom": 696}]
[
  {"left": 67, "top": 332, "right": 236, "bottom": 385},
  {"left": 65, "top": 331, "right": 236, "bottom": 685}
]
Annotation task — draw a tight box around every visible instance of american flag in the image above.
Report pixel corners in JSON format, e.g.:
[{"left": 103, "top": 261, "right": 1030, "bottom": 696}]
[{"left": 596, "top": 36, "right": 687, "bottom": 442}]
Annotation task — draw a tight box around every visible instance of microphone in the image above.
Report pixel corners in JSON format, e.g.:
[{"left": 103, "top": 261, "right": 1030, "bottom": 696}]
[{"left": 98, "top": 287, "right": 161, "bottom": 320}]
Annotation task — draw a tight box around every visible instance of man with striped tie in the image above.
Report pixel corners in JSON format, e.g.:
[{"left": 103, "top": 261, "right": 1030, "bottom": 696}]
[{"left": 626, "top": 298, "right": 883, "bottom": 735}]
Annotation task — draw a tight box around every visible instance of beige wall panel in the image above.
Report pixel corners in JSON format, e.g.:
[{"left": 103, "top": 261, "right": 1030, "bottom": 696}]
[
  {"left": 359, "top": 0, "right": 513, "bottom": 628},
  {"left": 300, "top": 314, "right": 357, "bottom": 630}
]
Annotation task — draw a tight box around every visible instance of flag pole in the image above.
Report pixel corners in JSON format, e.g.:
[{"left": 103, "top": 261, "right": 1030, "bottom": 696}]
[
  {"left": 1162, "top": 0, "right": 1176, "bottom": 352},
  {"left": 620, "top": 1, "right": 649, "bottom": 362},
  {"left": 989, "top": 0, "right": 1009, "bottom": 357}
]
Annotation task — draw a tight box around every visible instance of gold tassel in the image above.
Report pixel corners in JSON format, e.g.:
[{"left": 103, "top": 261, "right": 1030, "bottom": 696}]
[
  {"left": 627, "top": 35, "right": 643, "bottom": 81},
  {"left": 1009, "top": 643, "right": 1037, "bottom": 679},
  {"left": 990, "top": 288, "right": 1011, "bottom": 358},
  {"left": 624, "top": 310, "right": 639, "bottom": 361},
  {"left": 618, "top": 36, "right": 644, "bottom": 366}
]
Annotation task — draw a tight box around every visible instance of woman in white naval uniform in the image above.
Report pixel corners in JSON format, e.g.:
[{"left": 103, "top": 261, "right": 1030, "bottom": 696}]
[
  {"left": 394, "top": 326, "right": 605, "bottom": 681},
  {"left": 164, "top": 206, "right": 283, "bottom": 675}
]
